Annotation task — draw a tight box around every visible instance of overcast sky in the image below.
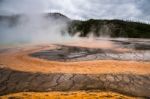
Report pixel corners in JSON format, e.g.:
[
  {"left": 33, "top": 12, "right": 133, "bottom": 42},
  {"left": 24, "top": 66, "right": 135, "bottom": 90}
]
[{"left": 0, "top": 0, "right": 150, "bottom": 22}]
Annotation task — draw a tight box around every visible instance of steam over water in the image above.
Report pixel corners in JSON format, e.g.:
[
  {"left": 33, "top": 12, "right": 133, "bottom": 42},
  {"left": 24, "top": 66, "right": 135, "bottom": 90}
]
[
  {"left": 0, "top": 14, "right": 118, "bottom": 49},
  {"left": 0, "top": 13, "right": 150, "bottom": 54},
  {"left": 0, "top": 14, "right": 71, "bottom": 45}
]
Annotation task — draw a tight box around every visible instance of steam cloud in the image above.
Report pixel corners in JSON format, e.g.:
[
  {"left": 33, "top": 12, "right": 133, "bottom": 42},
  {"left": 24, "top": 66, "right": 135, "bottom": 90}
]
[
  {"left": 0, "top": 14, "right": 72, "bottom": 45},
  {"left": 0, "top": 0, "right": 150, "bottom": 46}
]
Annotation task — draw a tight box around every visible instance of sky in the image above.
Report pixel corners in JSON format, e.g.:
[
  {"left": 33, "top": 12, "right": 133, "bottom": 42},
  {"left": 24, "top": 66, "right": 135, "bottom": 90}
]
[{"left": 0, "top": 0, "right": 150, "bottom": 22}]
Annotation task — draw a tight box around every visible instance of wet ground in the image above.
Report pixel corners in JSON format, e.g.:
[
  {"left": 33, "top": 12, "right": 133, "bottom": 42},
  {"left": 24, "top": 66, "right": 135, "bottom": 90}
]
[
  {"left": 30, "top": 38, "right": 150, "bottom": 62},
  {"left": 0, "top": 38, "right": 150, "bottom": 98}
]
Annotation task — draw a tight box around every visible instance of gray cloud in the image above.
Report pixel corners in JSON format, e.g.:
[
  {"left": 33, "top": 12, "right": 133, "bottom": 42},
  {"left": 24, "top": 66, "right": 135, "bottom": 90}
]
[{"left": 0, "top": 0, "right": 150, "bottom": 22}]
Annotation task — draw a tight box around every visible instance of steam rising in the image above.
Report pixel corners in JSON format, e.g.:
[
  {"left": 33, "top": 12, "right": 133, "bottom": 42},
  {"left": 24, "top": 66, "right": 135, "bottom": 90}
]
[
  {"left": 0, "top": 13, "right": 129, "bottom": 51},
  {"left": 0, "top": 14, "right": 71, "bottom": 45},
  {"left": 0, "top": 0, "right": 149, "bottom": 46}
]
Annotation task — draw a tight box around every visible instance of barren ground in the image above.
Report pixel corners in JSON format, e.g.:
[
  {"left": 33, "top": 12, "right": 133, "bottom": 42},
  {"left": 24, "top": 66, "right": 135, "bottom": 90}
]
[{"left": 0, "top": 38, "right": 150, "bottom": 98}]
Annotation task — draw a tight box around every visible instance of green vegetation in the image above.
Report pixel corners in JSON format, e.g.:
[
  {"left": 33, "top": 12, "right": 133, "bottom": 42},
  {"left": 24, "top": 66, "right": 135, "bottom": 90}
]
[{"left": 68, "top": 19, "right": 150, "bottom": 38}]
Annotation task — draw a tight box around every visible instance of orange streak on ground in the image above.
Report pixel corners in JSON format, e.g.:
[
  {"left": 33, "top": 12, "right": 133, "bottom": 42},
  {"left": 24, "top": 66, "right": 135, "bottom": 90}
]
[
  {"left": 0, "top": 91, "right": 139, "bottom": 99},
  {"left": 0, "top": 45, "right": 150, "bottom": 74}
]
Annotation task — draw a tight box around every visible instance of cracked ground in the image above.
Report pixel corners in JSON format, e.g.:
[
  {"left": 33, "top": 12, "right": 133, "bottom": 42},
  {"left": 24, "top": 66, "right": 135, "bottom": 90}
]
[
  {"left": 0, "top": 68, "right": 150, "bottom": 98},
  {"left": 0, "top": 38, "right": 150, "bottom": 98}
]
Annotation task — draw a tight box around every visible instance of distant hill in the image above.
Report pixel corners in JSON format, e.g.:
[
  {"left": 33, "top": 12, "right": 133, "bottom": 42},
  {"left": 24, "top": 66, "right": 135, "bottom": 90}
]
[
  {"left": 0, "top": 13, "right": 150, "bottom": 38},
  {"left": 68, "top": 19, "right": 150, "bottom": 38},
  {"left": 0, "top": 15, "right": 20, "bottom": 27},
  {"left": 44, "top": 13, "right": 71, "bottom": 22},
  {"left": 0, "top": 13, "right": 71, "bottom": 27}
]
